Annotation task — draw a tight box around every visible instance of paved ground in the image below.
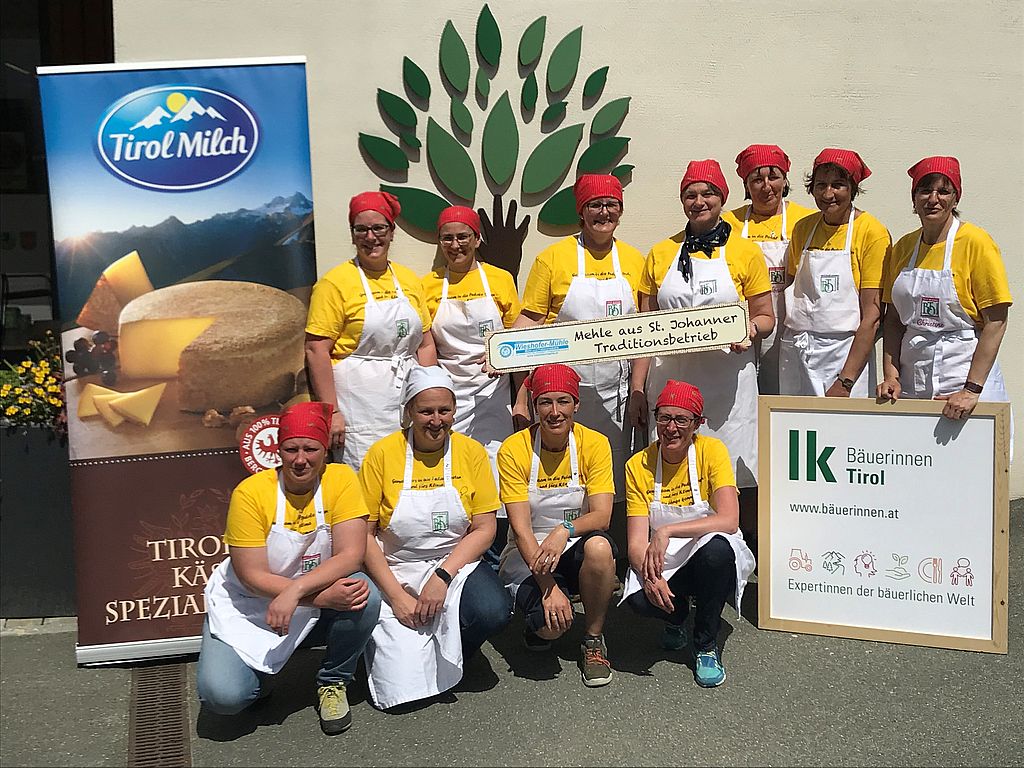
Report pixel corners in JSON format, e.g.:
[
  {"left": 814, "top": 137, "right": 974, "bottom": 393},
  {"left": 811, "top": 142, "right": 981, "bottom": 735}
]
[{"left": 3, "top": 503, "right": 1023, "bottom": 767}]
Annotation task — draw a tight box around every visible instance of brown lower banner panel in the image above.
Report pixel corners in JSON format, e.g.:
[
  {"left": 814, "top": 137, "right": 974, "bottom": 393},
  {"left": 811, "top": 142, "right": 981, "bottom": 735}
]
[{"left": 70, "top": 449, "right": 247, "bottom": 661}]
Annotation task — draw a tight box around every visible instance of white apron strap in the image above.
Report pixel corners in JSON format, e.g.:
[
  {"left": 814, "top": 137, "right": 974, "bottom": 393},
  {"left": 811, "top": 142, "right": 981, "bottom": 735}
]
[
  {"left": 743, "top": 201, "right": 787, "bottom": 240},
  {"left": 441, "top": 262, "right": 492, "bottom": 304},
  {"left": 276, "top": 472, "right": 326, "bottom": 528},
  {"left": 403, "top": 430, "right": 453, "bottom": 490},
  {"left": 529, "top": 428, "right": 580, "bottom": 491},
  {"left": 911, "top": 216, "right": 960, "bottom": 270},
  {"left": 653, "top": 442, "right": 700, "bottom": 505},
  {"left": 575, "top": 235, "right": 623, "bottom": 280},
  {"left": 355, "top": 259, "right": 406, "bottom": 304}
]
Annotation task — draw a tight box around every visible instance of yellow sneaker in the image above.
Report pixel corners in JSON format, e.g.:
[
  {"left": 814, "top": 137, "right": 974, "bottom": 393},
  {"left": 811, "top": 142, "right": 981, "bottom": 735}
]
[{"left": 316, "top": 682, "right": 351, "bottom": 735}]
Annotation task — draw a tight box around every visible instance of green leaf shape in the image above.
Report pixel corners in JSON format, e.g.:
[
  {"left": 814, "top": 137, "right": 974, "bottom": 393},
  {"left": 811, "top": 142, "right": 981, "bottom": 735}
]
[
  {"left": 541, "top": 101, "right": 566, "bottom": 124},
  {"left": 476, "top": 69, "right": 490, "bottom": 99},
  {"left": 403, "top": 57, "right": 431, "bottom": 101},
  {"left": 476, "top": 4, "right": 501, "bottom": 68},
  {"left": 358, "top": 133, "right": 409, "bottom": 171},
  {"left": 482, "top": 92, "right": 518, "bottom": 186},
  {"left": 400, "top": 131, "right": 421, "bottom": 149},
  {"left": 546, "top": 26, "right": 582, "bottom": 93},
  {"left": 426, "top": 117, "right": 476, "bottom": 201},
  {"left": 577, "top": 136, "right": 630, "bottom": 173},
  {"left": 611, "top": 164, "right": 634, "bottom": 180},
  {"left": 450, "top": 98, "right": 474, "bottom": 135},
  {"left": 521, "top": 123, "right": 584, "bottom": 194},
  {"left": 583, "top": 67, "right": 609, "bottom": 99},
  {"left": 521, "top": 72, "right": 538, "bottom": 111},
  {"left": 379, "top": 185, "right": 450, "bottom": 232},
  {"left": 591, "top": 97, "right": 631, "bottom": 135},
  {"left": 440, "top": 21, "right": 470, "bottom": 94},
  {"left": 377, "top": 89, "right": 416, "bottom": 128},
  {"left": 538, "top": 186, "right": 578, "bottom": 226},
  {"left": 518, "top": 17, "right": 546, "bottom": 67}
]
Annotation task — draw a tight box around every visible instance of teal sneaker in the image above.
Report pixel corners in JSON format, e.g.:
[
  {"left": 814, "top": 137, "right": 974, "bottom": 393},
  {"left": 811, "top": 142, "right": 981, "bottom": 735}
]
[
  {"left": 661, "top": 624, "right": 687, "bottom": 651},
  {"left": 694, "top": 649, "right": 726, "bottom": 688}
]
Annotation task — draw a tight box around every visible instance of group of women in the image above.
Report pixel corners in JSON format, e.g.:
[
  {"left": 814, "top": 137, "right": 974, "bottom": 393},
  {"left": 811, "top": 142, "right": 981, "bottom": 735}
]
[{"left": 198, "top": 146, "right": 1013, "bottom": 734}]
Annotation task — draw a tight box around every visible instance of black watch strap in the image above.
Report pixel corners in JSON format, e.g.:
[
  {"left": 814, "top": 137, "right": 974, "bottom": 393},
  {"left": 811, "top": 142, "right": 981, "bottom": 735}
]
[
  {"left": 434, "top": 566, "right": 453, "bottom": 586},
  {"left": 964, "top": 380, "right": 984, "bottom": 394},
  {"left": 836, "top": 375, "right": 854, "bottom": 391}
]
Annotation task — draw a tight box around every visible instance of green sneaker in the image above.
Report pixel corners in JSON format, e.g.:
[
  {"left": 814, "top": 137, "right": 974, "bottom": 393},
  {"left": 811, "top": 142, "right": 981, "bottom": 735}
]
[
  {"left": 661, "top": 624, "right": 687, "bottom": 651},
  {"left": 316, "top": 682, "right": 352, "bottom": 735},
  {"left": 694, "top": 649, "right": 726, "bottom": 688},
  {"left": 580, "top": 635, "right": 613, "bottom": 687}
]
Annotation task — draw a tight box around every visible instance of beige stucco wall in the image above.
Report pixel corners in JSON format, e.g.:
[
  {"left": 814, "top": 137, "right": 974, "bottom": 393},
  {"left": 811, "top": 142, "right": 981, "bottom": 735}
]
[{"left": 113, "top": 0, "right": 1023, "bottom": 495}]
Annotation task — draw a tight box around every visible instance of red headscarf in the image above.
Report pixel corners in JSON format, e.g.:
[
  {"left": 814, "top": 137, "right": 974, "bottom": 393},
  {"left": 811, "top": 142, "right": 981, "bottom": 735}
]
[
  {"left": 349, "top": 190, "right": 401, "bottom": 225},
  {"left": 525, "top": 364, "right": 581, "bottom": 402},
  {"left": 680, "top": 159, "right": 730, "bottom": 203},
  {"left": 437, "top": 205, "right": 481, "bottom": 236},
  {"left": 573, "top": 174, "right": 623, "bottom": 214},
  {"left": 278, "top": 401, "right": 333, "bottom": 449},
  {"left": 813, "top": 148, "right": 872, "bottom": 184},
  {"left": 735, "top": 144, "right": 791, "bottom": 180},
  {"left": 907, "top": 156, "right": 962, "bottom": 199},
  {"left": 655, "top": 380, "right": 704, "bottom": 419}
]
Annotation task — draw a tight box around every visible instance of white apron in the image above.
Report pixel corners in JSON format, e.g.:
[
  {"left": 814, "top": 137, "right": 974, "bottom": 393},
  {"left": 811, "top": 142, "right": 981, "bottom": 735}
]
[
  {"left": 647, "top": 243, "right": 759, "bottom": 488},
  {"left": 741, "top": 203, "right": 790, "bottom": 395},
  {"left": 499, "top": 428, "right": 585, "bottom": 600},
  {"left": 780, "top": 208, "right": 869, "bottom": 397},
  {"left": 619, "top": 443, "right": 755, "bottom": 615},
  {"left": 431, "top": 263, "right": 512, "bottom": 516},
  {"left": 205, "top": 475, "right": 330, "bottom": 674},
  {"left": 554, "top": 237, "right": 637, "bottom": 501},
  {"left": 890, "top": 217, "right": 1013, "bottom": 459},
  {"left": 364, "top": 433, "right": 481, "bottom": 709},
  {"left": 333, "top": 260, "right": 423, "bottom": 471}
]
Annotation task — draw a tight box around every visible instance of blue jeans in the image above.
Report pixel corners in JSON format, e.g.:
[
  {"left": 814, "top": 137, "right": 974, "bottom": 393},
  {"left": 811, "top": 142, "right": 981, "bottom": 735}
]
[
  {"left": 197, "top": 572, "right": 381, "bottom": 715},
  {"left": 458, "top": 562, "right": 512, "bottom": 659}
]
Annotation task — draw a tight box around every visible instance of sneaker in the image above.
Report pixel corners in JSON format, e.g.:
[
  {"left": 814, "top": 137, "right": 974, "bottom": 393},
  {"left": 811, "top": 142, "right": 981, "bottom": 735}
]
[
  {"left": 316, "top": 682, "right": 352, "bottom": 735},
  {"left": 580, "top": 635, "right": 613, "bottom": 687},
  {"left": 522, "top": 628, "right": 551, "bottom": 652},
  {"left": 661, "top": 624, "right": 687, "bottom": 651},
  {"left": 694, "top": 649, "right": 726, "bottom": 688}
]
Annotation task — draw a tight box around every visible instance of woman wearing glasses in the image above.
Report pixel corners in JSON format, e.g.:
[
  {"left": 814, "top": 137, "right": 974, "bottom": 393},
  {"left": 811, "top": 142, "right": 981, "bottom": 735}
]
[
  {"left": 621, "top": 380, "right": 754, "bottom": 689},
  {"left": 305, "top": 191, "right": 437, "bottom": 471}
]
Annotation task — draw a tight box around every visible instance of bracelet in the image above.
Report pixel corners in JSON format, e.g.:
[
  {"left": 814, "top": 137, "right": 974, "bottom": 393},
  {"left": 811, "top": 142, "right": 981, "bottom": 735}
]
[
  {"left": 964, "top": 380, "right": 984, "bottom": 394},
  {"left": 560, "top": 520, "right": 576, "bottom": 537},
  {"left": 434, "top": 566, "right": 453, "bottom": 586}
]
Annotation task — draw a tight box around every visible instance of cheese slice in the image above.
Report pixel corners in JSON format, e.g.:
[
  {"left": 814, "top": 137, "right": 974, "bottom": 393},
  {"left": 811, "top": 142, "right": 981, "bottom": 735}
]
[
  {"left": 92, "top": 393, "right": 126, "bottom": 427},
  {"left": 108, "top": 383, "right": 166, "bottom": 426},
  {"left": 76, "top": 251, "right": 154, "bottom": 333},
  {"left": 77, "top": 383, "right": 120, "bottom": 419},
  {"left": 118, "top": 317, "right": 215, "bottom": 379}
]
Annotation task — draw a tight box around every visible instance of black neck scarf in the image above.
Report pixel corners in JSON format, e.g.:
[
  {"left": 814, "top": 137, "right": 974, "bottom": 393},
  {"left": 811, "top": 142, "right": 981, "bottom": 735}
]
[{"left": 678, "top": 218, "right": 731, "bottom": 281}]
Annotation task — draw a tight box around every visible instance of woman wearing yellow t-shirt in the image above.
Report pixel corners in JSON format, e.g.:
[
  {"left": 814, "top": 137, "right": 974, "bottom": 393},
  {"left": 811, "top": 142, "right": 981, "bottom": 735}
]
[
  {"left": 359, "top": 366, "right": 510, "bottom": 710},
  {"left": 877, "top": 156, "right": 1012, "bottom": 429},
  {"left": 305, "top": 191, "right": 437, "bottom": 471},
  {"left": 629, "top": 159, "right": 774, "bottom": 491},
  {"left": 200, "top": 402, "right": 379, "bottom": 736},
  {"left": 723, "top": 144, "right": 816, "bottom": 394},
  {"left": 513, "top": 174, "right": 645, "bottom": 502},
  {"left": 779, "top": 148, "right": 891, "bottom": 397},
  {"left": 621, "top": 381, "right": 754, "bottom": 688}
]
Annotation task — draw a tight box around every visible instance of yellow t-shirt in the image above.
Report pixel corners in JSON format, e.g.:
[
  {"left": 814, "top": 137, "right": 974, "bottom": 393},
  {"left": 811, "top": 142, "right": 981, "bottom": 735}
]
[
  {"left": 359, "top": 431, "right": 499, "bottom": 530},
  {"left": 722, "top": 201, "right": 817, "bottom": 242},
  {"left": 882, "top": 221, "right": 1013, "bottom": 325},
  {"left": 521, "top": 235, "right": 646, "bottom": 323},
  {"left": 224, "top": 464, "right": 368, "bottom": 547},
  {"left": 625, "top": 435, "right": 736, "bottom": 517},
  {"left": 421, "top": 261, "right": 521, "bottom": 328},
  {"left": 785, "top": 210, "right": 891, "bottom": 290},
  {"left": 497, "top": 423, "right": 615, "bottom": 504},
  {"left": 305, "top": 259, "right": 432, "bottom": 360},
  {"left": 640, "top": 231, "right": 772, "bottom": 301}
]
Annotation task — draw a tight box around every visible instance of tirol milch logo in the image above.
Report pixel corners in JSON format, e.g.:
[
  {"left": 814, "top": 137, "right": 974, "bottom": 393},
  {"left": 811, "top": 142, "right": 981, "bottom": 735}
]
[{"left": 97, "top": 85, "right": 259, "bottom": 191}]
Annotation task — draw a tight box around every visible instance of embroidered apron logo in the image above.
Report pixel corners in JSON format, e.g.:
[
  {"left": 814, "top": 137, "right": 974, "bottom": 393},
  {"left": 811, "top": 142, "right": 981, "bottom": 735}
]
[
  {"left": 396, "top": 318, "right": 410, "bottom": 338},
  {"left": 698, "top": 280, "right": 717, "bottom": 296},
  {"left": 431, "top": 511, "right": 449, "bottom": 532},
  {"left": 768, "top": 266, "right": 786, "bottom": 285},
  {"left": 477, "top": 319, "right": 494, "bottom": 337},
  {"left": 563, "top": 508, "right": 581, "bottom": 522},
  {"left": 605, "top": 299, "right": 622, "bottom": 317},
  {"left": 301, "top": 552, "right": 321, "bottom": 573},
  {"left": 920, "top": 297, "right": 940, "bottom": 318},
  {"left": 820, "top": 274, "right": 840, "bottom": 294}
]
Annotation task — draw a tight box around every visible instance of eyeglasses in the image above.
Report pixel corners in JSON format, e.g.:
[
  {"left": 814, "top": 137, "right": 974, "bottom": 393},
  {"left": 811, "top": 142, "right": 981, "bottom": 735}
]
[
  {"left": 352, "top": 224, "right": 392, "bottom": 236},
  {"left": 585, "top": 199, "right": 622, "bottom": 213},
  {"left": 439, "top": 232, "right": 475, "bottom": 245},
  {"left": 654, "top": 414, "right": 698, "bottom": 428}
]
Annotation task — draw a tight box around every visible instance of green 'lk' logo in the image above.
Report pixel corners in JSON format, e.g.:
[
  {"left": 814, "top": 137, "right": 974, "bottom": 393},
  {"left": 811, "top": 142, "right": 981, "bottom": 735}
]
[
  {"left": 789, "top": 429, "right": 836, "bottom": 483},
  {"left": 358, "top": 5, "right": 634, "bottom": 279}
]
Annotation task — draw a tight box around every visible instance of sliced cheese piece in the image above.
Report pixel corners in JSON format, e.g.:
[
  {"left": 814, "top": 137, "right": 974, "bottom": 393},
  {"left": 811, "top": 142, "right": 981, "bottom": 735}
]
[
  {"left": 105, "top": 251, "right": 154, "bottom": 304},
  {"left": 118, "top": 317, "right": 215, "bottom": 379},
  {"left": 92, "top": 393, "right": 126, "bottom": 427},
  {"left": 108, "top": 382, "right": 166, "bottom": 426},
  {"left": 76, "top": 251, "right": 154, "bottom": 332},
  {"left": 77, "top": 383, "right": 120, "bottom": 419}
]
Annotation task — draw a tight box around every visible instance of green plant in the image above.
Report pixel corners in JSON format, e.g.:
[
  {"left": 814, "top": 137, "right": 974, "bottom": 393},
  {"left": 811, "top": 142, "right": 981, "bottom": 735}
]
[
  {"left": 1, "top": 330, "right": 67, "bottom": 436},
  {"left": 358, "top": 5, "right": 634, "bottom": 279}
]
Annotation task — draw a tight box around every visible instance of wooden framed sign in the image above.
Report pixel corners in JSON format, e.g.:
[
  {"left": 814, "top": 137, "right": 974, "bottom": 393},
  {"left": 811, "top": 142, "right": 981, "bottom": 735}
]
[
  {"left": 484, "top": 302, "right": 749, "bottom": 373},
  {"left": 757, "top": 396, "right": 1010, "bottom": 654}
]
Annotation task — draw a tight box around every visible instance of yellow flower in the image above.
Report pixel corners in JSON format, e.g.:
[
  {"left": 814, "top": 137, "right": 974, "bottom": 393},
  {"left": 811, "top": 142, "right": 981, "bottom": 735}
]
[
  {"left": 33, "top": 387, "right": 45, "bottom": 396},
  {"left": 5, "top": 406, "right": 18, "bottom": 416},
  {"left": 1, "top": 384, "right": 10, "bottom": 396},
  {"left": 18, "top": 396, "right": 31, "bottom": 404},
  {"left": 14, "top": 387, "right": 24, "bottom": 395},
  {"left": 48, "top": 384, "right": 60, "bottom": 393},
  {"left": 49, "top": 397, "right": 62, "bottom": 407}
]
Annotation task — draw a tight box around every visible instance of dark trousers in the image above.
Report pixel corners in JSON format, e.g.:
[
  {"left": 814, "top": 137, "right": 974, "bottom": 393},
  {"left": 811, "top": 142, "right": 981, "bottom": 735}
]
[
  {"left": 625, "top": 535, "right": 736, "bottom": 652},
  {"left": 458, "top": 561, "right": 512, "bottom": 658}
]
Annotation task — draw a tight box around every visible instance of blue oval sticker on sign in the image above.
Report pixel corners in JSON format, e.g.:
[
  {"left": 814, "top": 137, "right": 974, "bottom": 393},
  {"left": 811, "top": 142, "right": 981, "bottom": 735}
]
[{"left": 96, "top": 85, "right": 259, "bottom": 191}]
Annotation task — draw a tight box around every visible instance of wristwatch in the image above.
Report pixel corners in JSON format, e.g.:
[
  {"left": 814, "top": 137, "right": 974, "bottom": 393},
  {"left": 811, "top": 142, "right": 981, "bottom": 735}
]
[
  {"left": 964, "top": 380, "right": 984, "bottom": 394},
  {"left": 434, "top": 566, "right": 453, "bottom": 586},
  {"left": 560, "top": 520, "right": 576, "bottom": 537},
  {"left": 836, "top": 375, "right": 855, "bottom": 392}
]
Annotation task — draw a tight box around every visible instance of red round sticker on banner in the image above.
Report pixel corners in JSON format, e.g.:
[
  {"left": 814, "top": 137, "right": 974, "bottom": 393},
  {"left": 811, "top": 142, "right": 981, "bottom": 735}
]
[{"left": 239, "top": 415, "right": 281, "bottom": 474}]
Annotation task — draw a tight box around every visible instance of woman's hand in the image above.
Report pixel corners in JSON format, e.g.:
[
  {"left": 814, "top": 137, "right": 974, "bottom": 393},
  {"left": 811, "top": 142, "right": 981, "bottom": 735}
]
[
  {"left": 391, "top": 590, "right": 421, "bottom": 629},
  {"left": 936, "top": 389, "right": 980, "bottom": 420},
  {"left": 414, "top": 573, "right": 449, "bottom": 625},
  {"left": 642, "top": 529, "right": 671, "bottom": 583},
  {"left": 824, "top": 378, "right": 852, "bottom": 398},
  {"left": 531, "top": 525, "right": 570, "bottom": 575},
  {"left": 541, "top": 584, "right": 574, "bottom": 634},
  {"left": 266, "top": 584, "right": 302, "bottom": 635},
  {"left": 329, "top": 411, "right": 346, "bottom": 452},
  {"left": 642, "top": 575, "right": 676, "bottom": 614},
  {"left": 729, "top": 321, "right": 756, "bottom": 354},
  {"left": 876, "top": 377, "right": 901, "bottom": 403},
  {"left": 313, "top": 577, "right": 370, "bottom": 612},
  {"left": 627, "top": 390, "right": 648, "bottom": 429}
]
